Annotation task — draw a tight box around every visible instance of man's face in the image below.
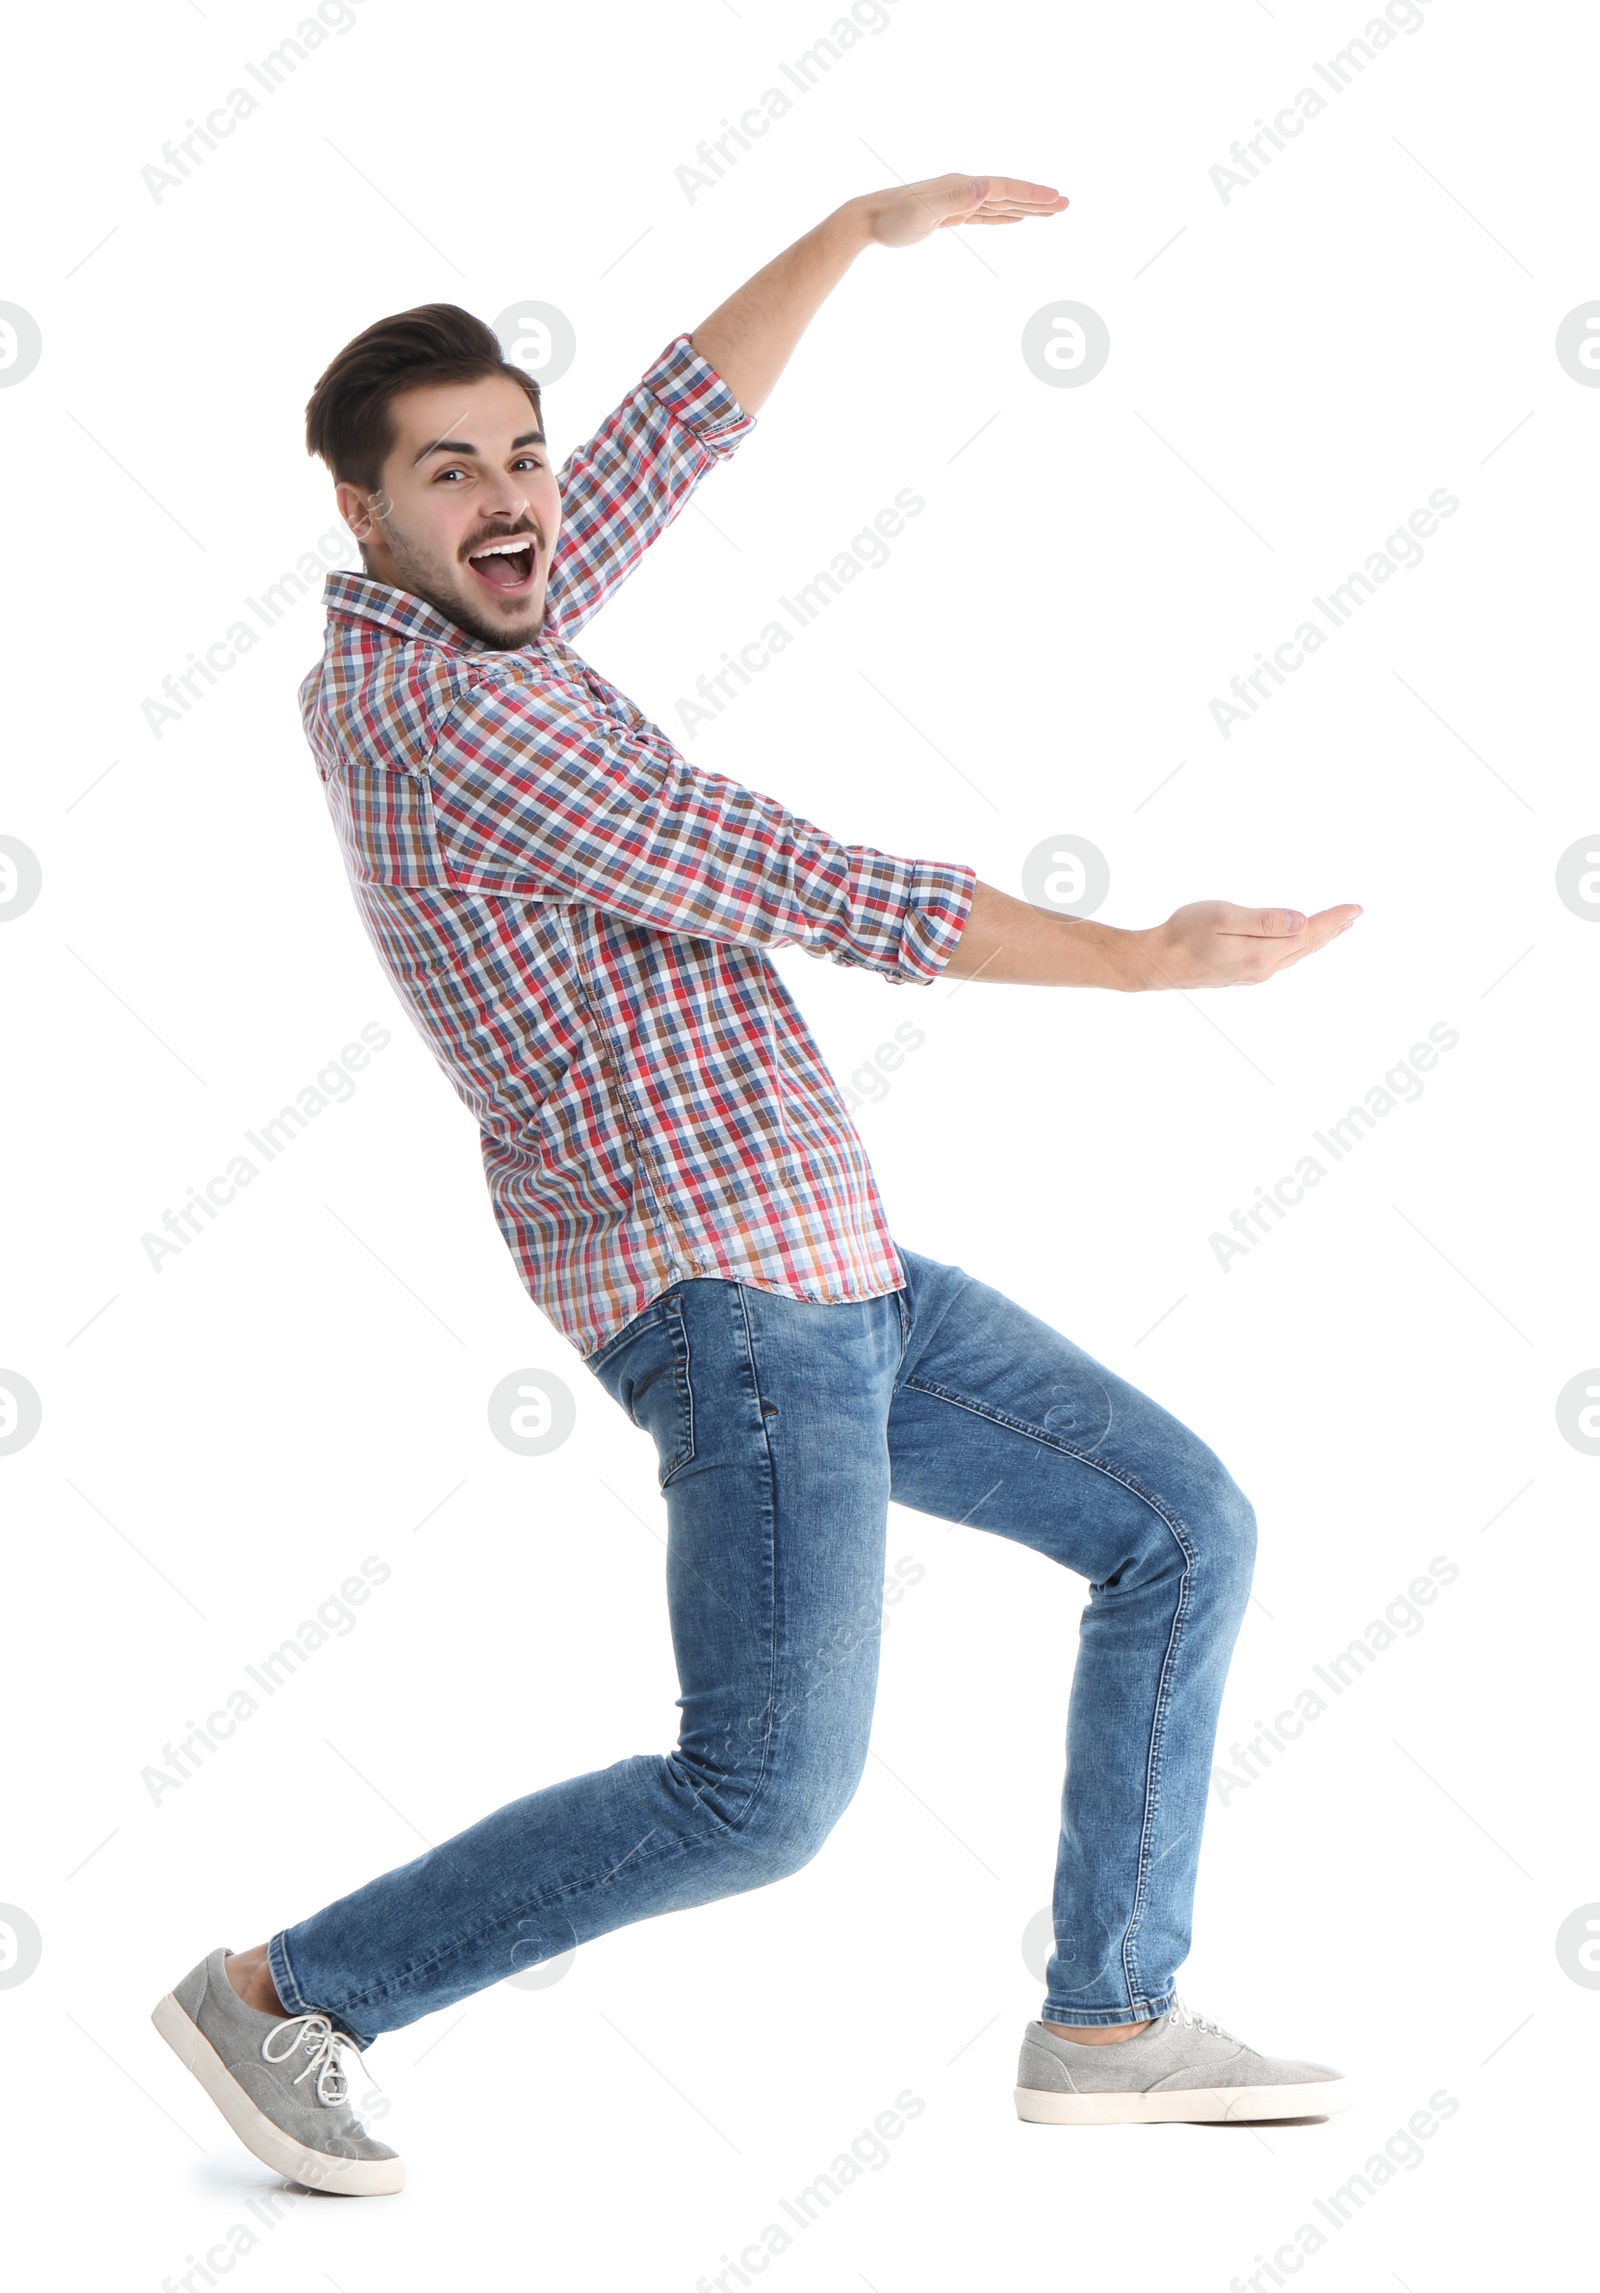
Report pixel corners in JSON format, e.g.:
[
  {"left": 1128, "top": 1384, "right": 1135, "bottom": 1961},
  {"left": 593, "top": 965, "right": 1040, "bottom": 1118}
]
[{"left": 336, "top": 372, "right": 562, "bottom": 648}]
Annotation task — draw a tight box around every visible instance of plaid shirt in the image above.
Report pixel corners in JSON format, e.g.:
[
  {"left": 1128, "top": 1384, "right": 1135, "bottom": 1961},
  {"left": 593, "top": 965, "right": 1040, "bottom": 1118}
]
[{"left": 300, "top": 334, "right": 974, "bottom": 1356}]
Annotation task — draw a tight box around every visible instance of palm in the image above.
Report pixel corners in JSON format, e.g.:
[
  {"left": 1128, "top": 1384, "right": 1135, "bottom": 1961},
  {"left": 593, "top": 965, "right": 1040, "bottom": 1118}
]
[{"left": 868, "top": 173, "right": 1068, "bottom": 249}]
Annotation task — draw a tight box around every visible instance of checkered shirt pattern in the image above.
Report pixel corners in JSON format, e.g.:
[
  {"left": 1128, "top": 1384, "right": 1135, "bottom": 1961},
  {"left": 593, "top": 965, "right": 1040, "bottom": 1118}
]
[{"left": 299, "top": 333, "right": 974, "bottom": 1355}]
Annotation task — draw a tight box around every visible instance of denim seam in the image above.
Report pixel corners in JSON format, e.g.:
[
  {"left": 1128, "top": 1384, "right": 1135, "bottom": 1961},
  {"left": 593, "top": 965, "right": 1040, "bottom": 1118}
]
[
  {"left": 901, "top": 1370, "right": 1197, "bottom": 2017},
  {"left": 322, "top": 1749, "right": 806, "bottom": 2022},
  {"left": 1122, "top": 1544, "right": 1193, "bottom": 2008},
  {"left": 656, "top": 1299, "right": 696, "bottom": 1487},
  {"left": 900, "top": 1375, "right": 1189, "bottom": 1520},
  {"left": 1036, "top": 1990, "right": 1176, "bottom": 2028},
  {"left": 267, "top": 1930, "right": 309, "bottom": 2015},
  {"left": 731, "top": 1284, "right": 783, "bottom": 1833},
  {"left": 323, "top": 1662, "right": 820, "bottom": 2018},
  {"left": 585, "top": 1294, "right": 669, "bottom": 1375},
  {"left": 320, "top": 1296, "right": 796, "bottom": 2027},
  {"left": 267, "top": 1931, "right": 368, "bottom": 2048},
  {"left": 589, "top": 1293, "right": 695, "bottom": 1485}
]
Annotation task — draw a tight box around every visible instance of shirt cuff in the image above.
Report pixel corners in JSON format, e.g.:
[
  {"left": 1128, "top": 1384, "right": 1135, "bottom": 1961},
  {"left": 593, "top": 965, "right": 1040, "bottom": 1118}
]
[
  {"left": 642, "top": 333, "right": 756, "bottom": 454},
  {"left": 816, "top": 855, "right": 975, "bottom": 982},
  {"left": 891, "top": 860, "right": 977, "bottom": 981}
]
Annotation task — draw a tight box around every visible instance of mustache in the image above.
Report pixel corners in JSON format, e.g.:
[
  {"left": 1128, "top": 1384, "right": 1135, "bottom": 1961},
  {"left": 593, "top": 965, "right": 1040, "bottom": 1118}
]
[{"left": 460, "top": 519, "right": 542, "bottom": 561}]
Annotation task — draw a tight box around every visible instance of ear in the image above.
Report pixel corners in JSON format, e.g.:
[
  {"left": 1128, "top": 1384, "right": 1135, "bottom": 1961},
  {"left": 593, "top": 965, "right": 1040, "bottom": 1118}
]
[{"left": 335, "top": 478, "right": 381, "bottom": 544}]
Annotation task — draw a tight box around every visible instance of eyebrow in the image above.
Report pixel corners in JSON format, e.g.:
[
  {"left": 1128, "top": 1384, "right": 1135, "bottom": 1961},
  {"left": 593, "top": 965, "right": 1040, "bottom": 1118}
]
[{"left": 413, "top": 427, "right": 546, "bottom": 465}]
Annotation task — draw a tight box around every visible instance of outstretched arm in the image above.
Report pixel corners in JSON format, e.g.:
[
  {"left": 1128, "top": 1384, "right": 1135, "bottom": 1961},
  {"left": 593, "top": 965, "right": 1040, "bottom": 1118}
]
[
  {"left": 690, "top": 174, "right": 1068, "bottom": 413},
  {"left": 944, "top": 884, "right": 1363, "bottom": 989}
]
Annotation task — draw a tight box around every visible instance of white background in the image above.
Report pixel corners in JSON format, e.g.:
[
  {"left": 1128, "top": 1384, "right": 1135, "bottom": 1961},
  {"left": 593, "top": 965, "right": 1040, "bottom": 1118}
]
[{"left": 2, "top": 0, "right": 1595, "bottom": 2284}]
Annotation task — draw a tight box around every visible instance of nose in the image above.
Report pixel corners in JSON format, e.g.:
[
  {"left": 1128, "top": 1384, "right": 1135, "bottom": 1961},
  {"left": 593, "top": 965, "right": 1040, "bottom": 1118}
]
[{"left": 479, "top": 474, "right": 532, "bottom": 529}]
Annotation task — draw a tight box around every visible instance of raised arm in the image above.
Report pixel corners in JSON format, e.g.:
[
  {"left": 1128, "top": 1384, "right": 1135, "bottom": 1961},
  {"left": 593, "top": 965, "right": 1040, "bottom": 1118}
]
[
  {"left": 542, "top": 339, "right": 753, "bottom": 638},
  {"left": 690, "top": 174, "right": 1069, "bottom": 413},
  {"left": 546, "top": 175, "right": 1066, "bottom": 636}
]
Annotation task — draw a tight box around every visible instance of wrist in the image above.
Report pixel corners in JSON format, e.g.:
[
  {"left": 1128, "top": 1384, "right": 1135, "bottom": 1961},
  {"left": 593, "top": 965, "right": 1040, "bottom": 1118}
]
[
  {"left": 1051, "top": 915, "right": 1149, "bottom": 992},
  {"left": 1101, "top": 923, "right": 1164, "bottom": 992},
  {"left": 831, "top": 193, "right": 881, "bottom": 254}
]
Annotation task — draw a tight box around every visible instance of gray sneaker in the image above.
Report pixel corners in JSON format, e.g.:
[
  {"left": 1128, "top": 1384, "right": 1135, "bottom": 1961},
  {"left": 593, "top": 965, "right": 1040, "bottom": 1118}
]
[
  {"left": 152, "top": 1947, "right": 404, "bottom": 2194},
  {"left": 1015, "top": 1996, "right": 1352, "bottom": 2125}
]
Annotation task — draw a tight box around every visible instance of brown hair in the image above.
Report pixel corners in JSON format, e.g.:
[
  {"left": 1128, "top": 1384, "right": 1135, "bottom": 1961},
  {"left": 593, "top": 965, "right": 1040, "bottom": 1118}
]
[{"left": 304, "top": 303, "right": 542, "bottom": 492}]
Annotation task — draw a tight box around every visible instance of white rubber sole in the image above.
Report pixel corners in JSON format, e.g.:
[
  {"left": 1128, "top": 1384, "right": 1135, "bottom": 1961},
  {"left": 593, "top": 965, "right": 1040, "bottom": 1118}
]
[
  {"left": 1015, "top": 2077, "right": 1353, "bottom": 2126},
  {"left": 151, "top": 1991, "right": 405, "bottom": 2195}
]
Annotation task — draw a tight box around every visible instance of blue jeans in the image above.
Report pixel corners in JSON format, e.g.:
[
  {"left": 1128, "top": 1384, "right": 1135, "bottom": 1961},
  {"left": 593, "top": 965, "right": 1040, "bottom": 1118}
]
[{"left": 269, "top": 1250, "right": 1255, "bottom": 2046}]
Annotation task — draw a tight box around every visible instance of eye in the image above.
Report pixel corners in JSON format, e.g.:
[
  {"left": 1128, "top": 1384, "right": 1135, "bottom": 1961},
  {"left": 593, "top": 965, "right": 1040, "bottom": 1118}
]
[
  {"left": 512, "top": 455, "right": 543, "bottom": 473},
  {"left": 433, "top": 465, "right": 469, "bottom": 483}
]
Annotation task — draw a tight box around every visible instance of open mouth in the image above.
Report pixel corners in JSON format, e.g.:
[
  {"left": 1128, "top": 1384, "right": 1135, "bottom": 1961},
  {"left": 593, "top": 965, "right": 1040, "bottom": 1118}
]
[{"left": 466, "top": 535, "right": 537, "bottom": 598}]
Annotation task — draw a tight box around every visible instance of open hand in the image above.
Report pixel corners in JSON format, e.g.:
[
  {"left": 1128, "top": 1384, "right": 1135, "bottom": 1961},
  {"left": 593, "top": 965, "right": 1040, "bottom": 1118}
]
[
  {"left": 1136, "top": 902, "right": 1363, "bottom": 990},
  {"left": 860, "top": 175, "right": 1068, "bottom": 250}
]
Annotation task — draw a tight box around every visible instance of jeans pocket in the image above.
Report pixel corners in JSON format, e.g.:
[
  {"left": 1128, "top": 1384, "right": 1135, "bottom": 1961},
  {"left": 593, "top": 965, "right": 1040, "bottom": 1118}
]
[{"left": 586, "top": 1297, "right": 695, "bottom": 1488}]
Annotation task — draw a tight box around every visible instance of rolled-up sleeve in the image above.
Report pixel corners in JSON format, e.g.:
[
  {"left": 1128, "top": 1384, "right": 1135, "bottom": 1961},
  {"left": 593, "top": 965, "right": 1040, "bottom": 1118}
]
[
  {"left": 424, "top": 674, "right": 975, "bottom": 982},
  {"left": 767, "top": 834, "right": 974, "bottom": 982},
  {"left": 544, "top": 335, "right": 754, "bottom": 640},
  {"left": 845, "top": 852, "right": 976, "bottom": 981}
]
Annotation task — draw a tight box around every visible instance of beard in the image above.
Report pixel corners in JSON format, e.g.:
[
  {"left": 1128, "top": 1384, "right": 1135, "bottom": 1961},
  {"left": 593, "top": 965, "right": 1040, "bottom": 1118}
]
[{"left": 373, "top": 517, "right": 546, "bottom": 651}]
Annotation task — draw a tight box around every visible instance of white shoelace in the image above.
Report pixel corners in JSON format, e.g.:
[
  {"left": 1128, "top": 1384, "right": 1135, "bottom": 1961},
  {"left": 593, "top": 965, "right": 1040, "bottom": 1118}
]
[
  {"left": 1165, "top": 1993, "right": 1239, "bottom": 2042},
  {"left": 260, "top": 2012, "right": 358, "bottom": 2106}
]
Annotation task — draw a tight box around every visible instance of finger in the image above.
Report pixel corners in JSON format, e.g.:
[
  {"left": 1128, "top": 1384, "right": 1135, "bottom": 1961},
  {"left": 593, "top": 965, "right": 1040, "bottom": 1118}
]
[
  {"left": 1220, "top": 901, "right": 1362, "bottom": 942},
  {"left": 1259, "top": 911, "right": 1362, "bottom": 976},
  {"left": 964, "top": 175, "right": 1067, "bottom": 206},
  {"left": 910, "top": 175, "right": 992, "bottom": 224},
  {"left": 935, "top": 180, "right": 1068, "bottom": 225},
  {"left": 1265, "top": 903, "right": 1362, "bottom": 959},
  {"left": 1216, "top": 906, "right": 1313, "bottom": 941},
  {"left": 1210, "top": 901, "right": 1359, "bottom": 983},
  {"left": 962, "top": 201, "right": 1069, "bottom": 224}
]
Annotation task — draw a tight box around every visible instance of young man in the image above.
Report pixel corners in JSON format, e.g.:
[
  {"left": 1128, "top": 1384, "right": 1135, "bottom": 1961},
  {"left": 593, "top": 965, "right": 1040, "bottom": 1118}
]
[{"left": 153, "top": 174, "right": 1360, "bottom": 2194}]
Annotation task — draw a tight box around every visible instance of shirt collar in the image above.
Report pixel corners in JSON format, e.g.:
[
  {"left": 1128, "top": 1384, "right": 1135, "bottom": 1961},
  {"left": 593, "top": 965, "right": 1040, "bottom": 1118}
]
[{"left": 321, "top": 568, "right": 559, "bottom": 654}]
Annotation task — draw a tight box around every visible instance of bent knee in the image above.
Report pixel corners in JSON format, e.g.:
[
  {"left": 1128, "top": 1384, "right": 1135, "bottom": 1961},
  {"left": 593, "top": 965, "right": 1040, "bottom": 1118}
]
[
  {"left": 1187, "top": 1459, "right": 1257, "bottom": 1598},
  {"left": 727, "top": 1756, "right": 867, "bottom": 1883}
]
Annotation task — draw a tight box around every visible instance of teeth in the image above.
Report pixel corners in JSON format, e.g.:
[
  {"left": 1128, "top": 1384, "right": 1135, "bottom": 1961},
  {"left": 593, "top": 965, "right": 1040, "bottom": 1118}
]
[{"left": 471, "top": 540, "right": 530, "bottom": 559}]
